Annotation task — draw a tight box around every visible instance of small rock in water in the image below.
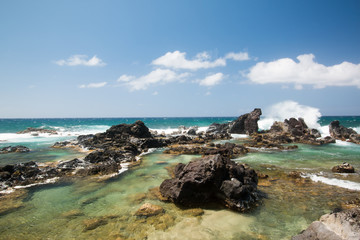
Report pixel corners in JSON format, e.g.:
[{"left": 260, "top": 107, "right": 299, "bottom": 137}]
[
  {"left": 135, "top": 203, "right": 164, "bottom": 217},
  {"left": 288, "top": 171, "right": 302, "bottom": 179},
  {"left": 331, "top": 162, "right": 355, "bottom": 173}
]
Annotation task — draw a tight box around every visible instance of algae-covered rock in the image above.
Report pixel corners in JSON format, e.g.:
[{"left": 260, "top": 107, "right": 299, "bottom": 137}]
[
  {"left": 83, "top": 217, "right": 108, "bottom": 231},
  {"left": 135, "top": 203, "right": 164, "bottom": 217}
]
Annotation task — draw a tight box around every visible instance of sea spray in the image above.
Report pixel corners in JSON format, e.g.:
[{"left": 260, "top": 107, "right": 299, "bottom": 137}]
[
  {"left": 302, "top": 173, "right": 360, "bottom": 191},
  {"left": 258, "top": 100, "right": 322, "bottom": 130}
]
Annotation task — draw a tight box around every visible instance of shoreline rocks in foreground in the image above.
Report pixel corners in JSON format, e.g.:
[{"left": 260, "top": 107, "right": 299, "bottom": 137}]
[
  {"left": 159, "top": 154, "right": 260, "bottom": 212},
  {"left": 292, "top": 207, "right": 360, "bottom": 240}
]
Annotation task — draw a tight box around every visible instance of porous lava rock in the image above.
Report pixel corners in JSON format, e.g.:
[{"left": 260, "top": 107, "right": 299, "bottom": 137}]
[{"left": 159, "top": 154, "right": 259, "bottom": 212}]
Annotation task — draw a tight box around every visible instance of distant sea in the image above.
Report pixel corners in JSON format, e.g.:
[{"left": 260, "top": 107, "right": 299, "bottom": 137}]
[{"left": 0, "top": 115, "right": 360, "bottom": 239}]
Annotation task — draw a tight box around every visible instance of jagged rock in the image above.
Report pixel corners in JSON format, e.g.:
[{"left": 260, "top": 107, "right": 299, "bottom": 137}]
[
  {"left": 16, "top": 127, "right": 57, "bottom": 135},
  {"left": 187, "top": 128, "right": 197, "bottom": 135},
  {"left": 349, "top": 133, "right": 360, "bottom": 144},
  {"left": 57, "top": 158, "right": 85, "bottom": 171},
  {"left": 159, "top": 154, "right": 259, "bottom": 212},
  {"left": 292, "top": 208, "right": 360, "bottom": 240},
  {"left": 134, "top": 203, "right": 164, "bottom": 217},
  {"left": 332, "top": 162, "right": 355, "bottom": 173},
  {"left": 0, "top": 145, "right": 30, "bottom": 154},
  {"left": 329, "top": 120, "right": 358, "bottom": 140},
  {"left": 229, "top": 108, "right": 262, "bottom": 134}
]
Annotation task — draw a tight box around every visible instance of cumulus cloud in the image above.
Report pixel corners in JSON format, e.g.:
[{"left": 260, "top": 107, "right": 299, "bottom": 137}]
[
  {"left": 197, "top": 73, "right": 224, "bottom": 86},
  {"left": 122, "top": 68, "right": 189, "bottom": 91},
  {"left": 152, "top": 51, "right": 226, "bottom": 70},
  {"left": 55, "top": 55, "right": 106, "bottom": 67},
  {"left": 247, "top": 54, "right": 360, "bottom": 89},
  {"left": 79, "top": 82, "right": 107, "bottom": 88},
  {"left": 225, "top": 52, "right": 250, "bottom": 61},
  {"left": 117, "top": 74, "right": 134, "bottom": 82}
]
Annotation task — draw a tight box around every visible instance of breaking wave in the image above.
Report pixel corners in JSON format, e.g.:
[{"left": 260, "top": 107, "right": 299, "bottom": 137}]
[{"left": 258, "top": 100, "right": 322, "bottom": 130}]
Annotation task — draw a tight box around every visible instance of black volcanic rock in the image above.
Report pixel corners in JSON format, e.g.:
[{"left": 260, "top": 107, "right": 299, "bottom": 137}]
[
  {"left": 229, "top": 108, "right": 262, "bottom": 134},
  {"left": 159, "top": 154, "right": 259, "bottom": 212},
  {"left": 329, "top": 120, "right": 358, "bottom": 141},
  {"left": 332, "top": 162, "right": 355, "bottom": 173},
  {"left": 0, "top": 145, "right": 30, "bottom": 154},
  {"left": 206, "top": 108, "right": 262, "bottom": 135}
]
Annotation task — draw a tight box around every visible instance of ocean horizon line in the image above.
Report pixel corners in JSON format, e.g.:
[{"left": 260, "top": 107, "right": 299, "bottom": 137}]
[{"left": 0, "top": 115, "right": 359, "bottom": 120}]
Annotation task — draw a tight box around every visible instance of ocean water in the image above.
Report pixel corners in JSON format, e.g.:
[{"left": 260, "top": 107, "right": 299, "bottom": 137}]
[{"left": 0, "top": 115, "right": 360, "bottom": 239}]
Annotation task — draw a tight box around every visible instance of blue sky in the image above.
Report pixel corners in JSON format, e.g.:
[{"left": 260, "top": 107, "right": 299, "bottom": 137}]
[{"left": 1, "top": 0, "right": 360, "bottom": 117}]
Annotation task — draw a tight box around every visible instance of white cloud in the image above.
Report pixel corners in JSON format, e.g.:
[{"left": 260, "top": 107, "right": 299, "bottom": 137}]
[
  {"left": 198, "top": 72, "right": 224, "bottom": 86},
  {"left": 152, "top": 51, "right": 226, "bottom": 70},
  {"left": 247, "top": 54, "right": 360, "bottom": 89},
  {"left": 117, "top": 74, "right": 134, "bottom": 82},
  {"left": 79, "top": 82, "right": 107, "bottom": 88},
  {"left": 152, "top": 91, "right": 159, "bottom": 96},
  {"left": 55, "top": 55, "right": 106, "bottom": 67},
  {"left": 225, "top": 52, "right": 250, "bottom": 61},
  {"left": 123, "top": 68, "right": 189, "bottom": 91}
]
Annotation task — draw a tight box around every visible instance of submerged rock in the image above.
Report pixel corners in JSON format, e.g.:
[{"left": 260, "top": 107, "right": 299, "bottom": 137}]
[
  {"left": 135, "top": 203, "right": 164, "bottom": 217},
  {"left": 292, "top": 207, "right": 360, "bottom": 240},
  {"left": 332, "top": 162, "right": 355, "bottom": 173},
  {"left": 159, "top": 154, "right": 259, "bottom": 212},
  {"left": 83, "top": 217, "right": 108, "bottom": 231}
]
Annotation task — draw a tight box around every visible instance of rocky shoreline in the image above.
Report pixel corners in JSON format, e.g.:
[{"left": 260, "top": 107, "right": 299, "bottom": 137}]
[{"left": 1, "top": 109, "right": 359, "bottom": 214}]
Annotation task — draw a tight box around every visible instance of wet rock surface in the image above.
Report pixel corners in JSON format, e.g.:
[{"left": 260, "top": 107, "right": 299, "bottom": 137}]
[
  {"left": 159, "top": 154, "right": 259, "bottom": 212},
  {"left": 134, "top": 203, "right": 164, "bottom": 217},
  {"left": 0, "top": 145, "right": 30, "bottom": 154},
  {"left": 332, "top": 162, "right": 355, "bottom": 173},
  {"left": 292, "top": 207, "right": 360, "bottom": 240}
]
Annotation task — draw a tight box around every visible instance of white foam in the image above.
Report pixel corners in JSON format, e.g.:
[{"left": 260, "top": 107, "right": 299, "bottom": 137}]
[
  {"left": 150, "top": 126, "right": 209, "bottom": 136},
  {"left": 258, "top": 100, "right": 322, "bottom": 130},
  {"left": 303, "top": 174, "right": 360, "bottom": 191},
  {"left": 335, "top": 140, "right": 357, "bottom": 147},
  {"left": 0, "top": 125, "right": 110, "bottom": 144},
  {"left": 13, "top": 177, "right": 60, "bottom": 189},
  {"left": 230, "top": 134, "right": 249, "bottom": 139}
]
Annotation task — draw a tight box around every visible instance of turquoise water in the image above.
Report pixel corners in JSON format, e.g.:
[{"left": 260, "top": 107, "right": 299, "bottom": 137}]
[{"left": 0, "top": 116, "right": 360, "bottom": 239}]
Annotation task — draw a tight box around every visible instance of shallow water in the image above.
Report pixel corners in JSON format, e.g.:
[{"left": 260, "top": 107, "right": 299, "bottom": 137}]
[{"left": 0, "top": 144, "right": 359, "bottom": 240}]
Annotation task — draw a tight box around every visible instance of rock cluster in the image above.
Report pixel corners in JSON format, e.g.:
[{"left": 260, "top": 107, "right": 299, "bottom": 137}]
[
  {"left": 159, "top": 154, "right": 259, "bottom": 212},
  {"left": 250, "top": 117, "right": 335, "bottom": 147},
  {"left": 16, "top": 127, "right": 57, "bottom": 135},
  {"left": 163, "top": 142, "right": 249, "bottom": 158},
  {"left": 292, "top": 207, "right": 360, "bottom": 240},
  {"left": 329, "top": 120, "right": 360, "bottom": 144},
  {"left": 0, "top": 145, "right": 30, "bottom": 154}
]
